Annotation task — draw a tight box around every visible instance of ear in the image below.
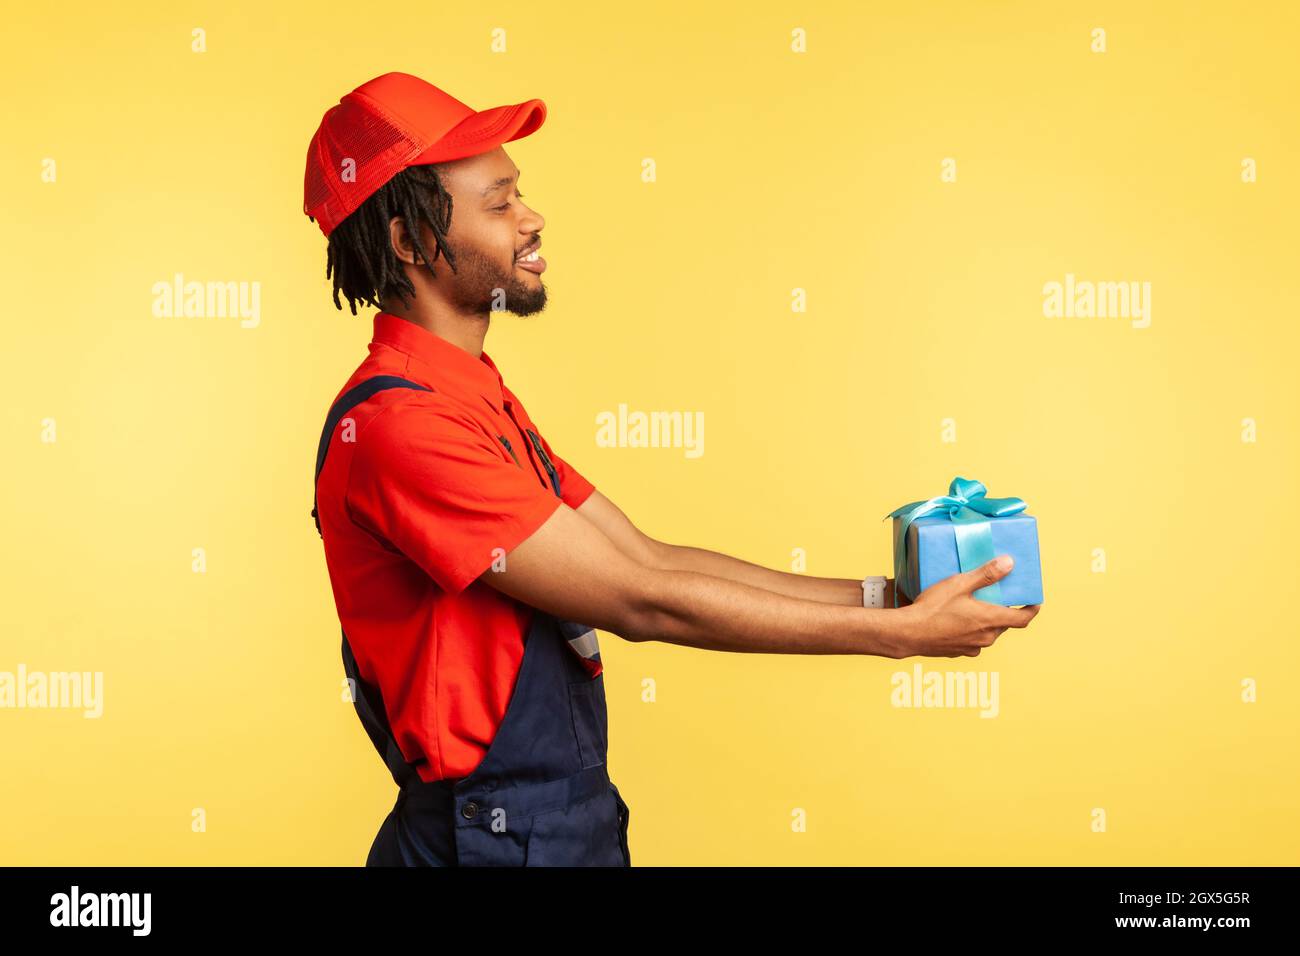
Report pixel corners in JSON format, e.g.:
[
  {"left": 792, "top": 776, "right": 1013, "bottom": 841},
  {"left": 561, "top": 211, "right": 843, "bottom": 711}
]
[{"left": 388, "top": 215, "right": 421, "bottom": 265}]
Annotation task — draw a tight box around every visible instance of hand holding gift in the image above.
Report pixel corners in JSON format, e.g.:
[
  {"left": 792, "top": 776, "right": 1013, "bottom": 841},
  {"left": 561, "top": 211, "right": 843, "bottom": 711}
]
[
  {"left": 886, "top": 476, "right": 1044, "bottom": 607},
  {"left": 876, "top": 476, "right": 1043, "bottom": 659},
  {"left": 887, "top": 554, "right": 1040, "bottom": 658}
]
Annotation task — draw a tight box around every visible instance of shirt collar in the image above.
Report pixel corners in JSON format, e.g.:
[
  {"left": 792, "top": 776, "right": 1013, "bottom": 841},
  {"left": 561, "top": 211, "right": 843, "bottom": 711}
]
[{"left": 371, "top": 312, "right": 508, "bottom": 414}]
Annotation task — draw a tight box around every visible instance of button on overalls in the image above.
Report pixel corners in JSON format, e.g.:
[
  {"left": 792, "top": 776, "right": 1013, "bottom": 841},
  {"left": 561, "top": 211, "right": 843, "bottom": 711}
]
[{"left": 313, "top": 376, "right": 631, "bottom": 867}]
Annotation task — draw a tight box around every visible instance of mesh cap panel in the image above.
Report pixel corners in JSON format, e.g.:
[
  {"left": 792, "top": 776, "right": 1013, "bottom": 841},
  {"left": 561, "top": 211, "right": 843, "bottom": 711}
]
[{"left": 304, "top": 96, "right": 428, "bottom": 229}]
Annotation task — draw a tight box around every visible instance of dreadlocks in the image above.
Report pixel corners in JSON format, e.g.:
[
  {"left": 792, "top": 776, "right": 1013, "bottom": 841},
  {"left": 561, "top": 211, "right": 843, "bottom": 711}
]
[{"left": 313, "top": 164, "right": 458, "bottom": 315}]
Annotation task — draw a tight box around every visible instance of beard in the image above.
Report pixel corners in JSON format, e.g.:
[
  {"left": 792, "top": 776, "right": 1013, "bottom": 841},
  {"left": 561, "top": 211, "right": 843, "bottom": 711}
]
[{"left": 439, "top": 237, "right": 548, "bottom": 318}]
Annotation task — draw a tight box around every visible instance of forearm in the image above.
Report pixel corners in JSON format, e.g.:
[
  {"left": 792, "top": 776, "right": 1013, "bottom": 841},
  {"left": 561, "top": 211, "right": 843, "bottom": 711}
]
[
  {"left": 621, "top": 565, "right": 907, "bottom": 657},
  {"left": 655, "top": 542, "right": 890, "bottom": 606}
]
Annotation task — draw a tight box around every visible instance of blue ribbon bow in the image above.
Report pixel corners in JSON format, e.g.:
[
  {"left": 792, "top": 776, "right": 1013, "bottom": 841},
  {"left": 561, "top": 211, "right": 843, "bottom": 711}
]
[{"left": 883, "top": 477, "right": 1026, "bottom": 606}]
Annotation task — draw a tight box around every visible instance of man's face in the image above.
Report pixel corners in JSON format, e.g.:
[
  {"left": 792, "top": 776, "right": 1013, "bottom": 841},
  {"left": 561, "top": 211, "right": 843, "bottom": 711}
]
[{"left": 412, "top": 146, "right": 548, "bottom": 317}]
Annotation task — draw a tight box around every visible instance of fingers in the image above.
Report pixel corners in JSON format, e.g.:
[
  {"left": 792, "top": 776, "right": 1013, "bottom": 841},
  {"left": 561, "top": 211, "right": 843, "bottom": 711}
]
[
  {"left": 968, "top": 598, "right": 1039, "bottom": 627},
  {"left": 961, "top": 555, "right": 1014, "bottom": 593},
  {"left": 997, "top": 603, "right": 1040, "bottom": 628}
]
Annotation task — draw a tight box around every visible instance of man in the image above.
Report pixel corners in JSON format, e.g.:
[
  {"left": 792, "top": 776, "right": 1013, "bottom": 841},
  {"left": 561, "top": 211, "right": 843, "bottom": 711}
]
[{"left": 303, "top": 72, "right": 1040, "bottom": 867}]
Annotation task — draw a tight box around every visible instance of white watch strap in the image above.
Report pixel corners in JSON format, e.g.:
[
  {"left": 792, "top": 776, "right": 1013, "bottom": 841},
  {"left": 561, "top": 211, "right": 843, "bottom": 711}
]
[{"left": 862, "top": 575, "right": 887, "bottom": 608}]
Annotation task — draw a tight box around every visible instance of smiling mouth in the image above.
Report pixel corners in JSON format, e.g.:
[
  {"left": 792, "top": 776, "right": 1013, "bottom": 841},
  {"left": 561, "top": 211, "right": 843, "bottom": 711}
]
[{"left": 516, "top": 245, "right": 546, "bottom": 274}]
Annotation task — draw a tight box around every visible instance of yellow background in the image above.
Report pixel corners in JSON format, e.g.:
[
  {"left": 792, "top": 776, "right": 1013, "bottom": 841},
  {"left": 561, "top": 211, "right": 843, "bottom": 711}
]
[{"left": 2, "top": 0, "right": 1297, "bottom": 866}]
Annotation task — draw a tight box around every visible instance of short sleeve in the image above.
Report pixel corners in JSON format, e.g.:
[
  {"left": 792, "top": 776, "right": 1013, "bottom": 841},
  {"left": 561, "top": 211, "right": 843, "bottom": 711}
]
[
  {"left": 534, "top": 428, "right": 596, "bottom": 509},
  {"left": 346, "top": 394, "right": 564, "bottom": 595}
]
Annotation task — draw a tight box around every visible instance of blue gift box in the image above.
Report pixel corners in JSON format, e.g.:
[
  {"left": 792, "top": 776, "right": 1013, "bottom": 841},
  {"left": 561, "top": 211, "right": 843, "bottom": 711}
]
[{"left": 886, "top": 477, "right": 1043, "bottom": 607}]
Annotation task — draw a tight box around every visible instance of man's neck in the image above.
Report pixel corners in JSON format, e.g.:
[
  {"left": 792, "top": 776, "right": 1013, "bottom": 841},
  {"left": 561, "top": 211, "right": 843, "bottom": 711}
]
[{"left": 381, "top": 299, "right": 490, "bottom": 359}]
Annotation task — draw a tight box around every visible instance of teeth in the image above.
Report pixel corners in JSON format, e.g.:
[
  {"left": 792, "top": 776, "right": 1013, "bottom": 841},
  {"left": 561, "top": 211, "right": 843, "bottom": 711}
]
[{"left": 521, "top": 249, "right": 540, "bottom": 262}]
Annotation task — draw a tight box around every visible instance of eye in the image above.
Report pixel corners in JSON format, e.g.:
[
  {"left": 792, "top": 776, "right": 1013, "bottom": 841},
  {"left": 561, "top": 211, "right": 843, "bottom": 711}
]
[{"left": 493, "top": 190, "right": 524, "bottom": 212}]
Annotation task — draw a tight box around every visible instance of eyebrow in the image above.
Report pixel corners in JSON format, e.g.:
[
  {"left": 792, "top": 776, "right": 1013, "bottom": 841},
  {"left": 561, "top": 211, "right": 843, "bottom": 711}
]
[{"left": 480, "top": 172, "right": 521, "bottom": 197}]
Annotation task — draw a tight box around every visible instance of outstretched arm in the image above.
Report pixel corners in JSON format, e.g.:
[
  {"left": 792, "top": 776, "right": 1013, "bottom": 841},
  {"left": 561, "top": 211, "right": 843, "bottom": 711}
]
[
  {"left": 479, "top": 496, "right": 1036, "bottom": 658},
  {"left": 575, "top": 490, "right": 907, "bottom": 607}
]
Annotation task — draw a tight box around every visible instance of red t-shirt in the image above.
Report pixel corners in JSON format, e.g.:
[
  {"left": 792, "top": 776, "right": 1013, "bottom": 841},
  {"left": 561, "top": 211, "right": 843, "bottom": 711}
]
[{"left": 315, "top": 312, "right": 596, "bottom": 782}]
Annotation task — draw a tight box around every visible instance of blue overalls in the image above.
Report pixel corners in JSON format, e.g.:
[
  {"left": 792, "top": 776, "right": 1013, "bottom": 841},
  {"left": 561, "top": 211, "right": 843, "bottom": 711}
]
[{"left": 313, "top": 376, "right": 631, "bottom": 866}]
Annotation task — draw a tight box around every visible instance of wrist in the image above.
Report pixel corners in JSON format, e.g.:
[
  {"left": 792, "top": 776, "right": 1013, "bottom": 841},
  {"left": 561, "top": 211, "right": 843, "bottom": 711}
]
[{"left": 863, "top": 604, "right": 912, "bottom": 659}]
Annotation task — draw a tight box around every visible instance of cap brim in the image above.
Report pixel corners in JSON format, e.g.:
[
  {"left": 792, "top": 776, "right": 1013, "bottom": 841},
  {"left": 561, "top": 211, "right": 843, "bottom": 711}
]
[{"left": 411, "top": 98, "right": 547, "bottom": 165}]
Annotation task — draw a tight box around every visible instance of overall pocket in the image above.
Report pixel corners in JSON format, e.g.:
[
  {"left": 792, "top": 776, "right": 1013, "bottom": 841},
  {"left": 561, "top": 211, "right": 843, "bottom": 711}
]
[
  {"left": 568, "top": 677, "right": 609, "bottom": 770},
  {"left": 523, "top": 786, "right": 624, "bottom": 867}
]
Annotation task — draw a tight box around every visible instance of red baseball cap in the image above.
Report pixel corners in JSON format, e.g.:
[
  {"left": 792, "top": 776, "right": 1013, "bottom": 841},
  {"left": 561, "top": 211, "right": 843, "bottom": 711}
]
[{"left": 304, "top": 71, "right": 547, "bottom": 237}]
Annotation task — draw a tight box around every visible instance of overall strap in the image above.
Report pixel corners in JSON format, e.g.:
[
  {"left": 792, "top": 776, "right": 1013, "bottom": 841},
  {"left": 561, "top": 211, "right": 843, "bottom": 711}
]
[
  {"left": 313, "top": 374, "right": 432, "bottom": 790},
  {"left": 342, "top": 621, "right": 420, "bottom": 789},
  {"left": 312, "top": 375, "right": 432, "bottom": 536}
]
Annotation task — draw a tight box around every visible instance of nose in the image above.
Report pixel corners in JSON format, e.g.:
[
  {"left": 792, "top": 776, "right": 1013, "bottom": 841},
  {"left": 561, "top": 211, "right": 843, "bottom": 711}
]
[{"left": 520, "top": 202, "right": 544, "bottom": 236}]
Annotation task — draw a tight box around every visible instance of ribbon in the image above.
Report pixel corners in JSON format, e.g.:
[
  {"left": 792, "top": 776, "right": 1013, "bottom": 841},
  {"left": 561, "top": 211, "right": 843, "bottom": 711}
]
[{"left": 883, "top": 477, "right": 1026, "bottom": 607}]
